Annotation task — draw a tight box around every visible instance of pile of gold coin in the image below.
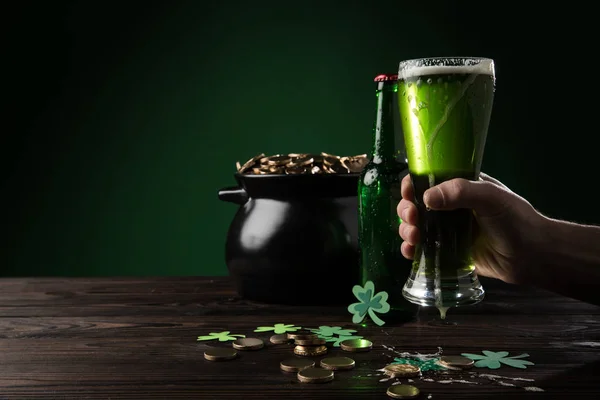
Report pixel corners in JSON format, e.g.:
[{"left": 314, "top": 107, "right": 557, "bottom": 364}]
[
  {"left": 202, "top": 328, "right": 427, "bottom": 396},
  {"left": 235, "top": 153, "right": 369, "bottom": 175},
  {"left": 279, "top": 329, "right": 359, "bottom": 384}
]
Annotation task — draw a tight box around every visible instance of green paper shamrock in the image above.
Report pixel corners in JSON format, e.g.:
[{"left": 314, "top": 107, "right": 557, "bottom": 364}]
[
  {"left": 254, "top": 323, "right": 302, "bottom": 334},
  {"left": 197, "top": 331, "right": 245, "bottom": 342},
  {"left": 461, "top": 351, "right": 535, "bottom": 369},
  {"left": 347, "top": 281, "right": 390, "bottom": 326},
  {"left": 392, "top": 357, "right": 447, "bottom": 372},
  {"left": 325, "top": 334, "right": 364, "bottom": 347},
  {"left": 310, "top": 326, "right": 357, "bottom": 338}
]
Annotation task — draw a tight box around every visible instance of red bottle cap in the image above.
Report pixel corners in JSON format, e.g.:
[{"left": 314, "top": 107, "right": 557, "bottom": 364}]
[{"left": 374, "top": 74, "right": 398, "bottom": 82}]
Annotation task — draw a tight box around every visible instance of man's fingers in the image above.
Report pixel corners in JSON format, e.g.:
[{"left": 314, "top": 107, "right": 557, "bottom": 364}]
[
  {"left": 397, "top": 199, "right": 418, "bottom": 225},
  {"left": 401, "top": 174, "right": 414, "bottom": 201},
  {"left": 423, "top": 178, "right": 508, "bottom": 217},
  {"left": 401, "top": 241, "right": 415, "bottom": 260}
]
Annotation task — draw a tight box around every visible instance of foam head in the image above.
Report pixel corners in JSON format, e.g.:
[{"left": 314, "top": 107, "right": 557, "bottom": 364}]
[{"left": 398, "top": 57, "right": 495, "bottom": 80}]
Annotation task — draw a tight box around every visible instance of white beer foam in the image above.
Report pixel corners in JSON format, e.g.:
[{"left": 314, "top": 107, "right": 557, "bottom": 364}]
[{"left": 398, "top": 58, "right": 494, "bottom": 80}]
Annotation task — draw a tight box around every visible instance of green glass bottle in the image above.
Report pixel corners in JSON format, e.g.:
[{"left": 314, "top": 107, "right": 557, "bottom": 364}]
[{"left": 358, "top": 73, "right": 416, "bottom": 321}]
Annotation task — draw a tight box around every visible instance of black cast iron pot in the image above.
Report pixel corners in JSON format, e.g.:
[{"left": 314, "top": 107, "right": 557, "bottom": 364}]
[{"left": 218, "top": 173, "right": 360, "bottom": 306}]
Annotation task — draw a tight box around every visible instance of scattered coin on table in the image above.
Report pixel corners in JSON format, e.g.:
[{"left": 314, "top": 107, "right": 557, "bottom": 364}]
[
  {"left": 320, "top": 357, "right": 356, "bottom": 371},
  {"left": 294, "top": 344, "right": 328, "bottom": 357},
  {"left": 232, "top": 338, "right": 264, "bottom": 351},
  {"left": 383, "top": 363, "right": 421, "bottom": 378},
  {"left": 438, "top": 355, "right": 474, "bottom": 369},
  {"left": 270, "top": 334, "right": 291, "bottom": 345},
  {"left": 297, "top": 367, "right": 334, "bottom": 383},
  {"left": 386, "top": 384, "right": 421, "bottom": 399},
  {"left": 203, "top": 348, "right": 238, "bottom": 362},
  {"left": 279, "top": 358, "right": 315, "bottom": 373},
  {"left": 340, "top": 338, "right": 373, "bottom": 352}
]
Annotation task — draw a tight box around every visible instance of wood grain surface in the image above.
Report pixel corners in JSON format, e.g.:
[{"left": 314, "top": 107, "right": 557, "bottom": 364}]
[{"left": 0, "top": 277, "right": 599, "bottom": 399}]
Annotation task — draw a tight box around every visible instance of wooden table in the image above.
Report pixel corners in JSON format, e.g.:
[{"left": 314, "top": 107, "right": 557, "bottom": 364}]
[{"left": 0, "top": 277, "right": 599, "bottom": 399}]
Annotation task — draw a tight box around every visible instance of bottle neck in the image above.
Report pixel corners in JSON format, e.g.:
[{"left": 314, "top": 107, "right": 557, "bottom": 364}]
[{"left": 371, "top": 81, "right": 407, "bottom": 164}]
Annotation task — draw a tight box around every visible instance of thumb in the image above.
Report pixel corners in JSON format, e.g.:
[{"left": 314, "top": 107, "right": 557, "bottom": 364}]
[{"left": 423, "top": 178, "right": 507, "bottom": 217}]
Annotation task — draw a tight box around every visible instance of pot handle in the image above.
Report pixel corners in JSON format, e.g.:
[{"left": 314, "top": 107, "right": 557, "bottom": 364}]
[{"left": 218, "top": 186, "right": 249, "bottom": 205}]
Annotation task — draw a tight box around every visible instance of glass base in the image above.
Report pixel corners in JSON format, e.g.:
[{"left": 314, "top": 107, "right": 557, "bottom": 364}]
[{"left": 402, "top": 267, "right": 485, "bottom": 308}]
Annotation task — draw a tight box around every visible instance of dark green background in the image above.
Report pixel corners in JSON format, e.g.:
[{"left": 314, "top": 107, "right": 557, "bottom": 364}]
[{"left": 2, "top": 0, "right": 597, "bottom": 276}]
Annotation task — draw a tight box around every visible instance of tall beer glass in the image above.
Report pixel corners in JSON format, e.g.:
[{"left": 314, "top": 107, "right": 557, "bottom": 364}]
[{"left": 397, "top": 57, "right": 495, "bottom": 315}]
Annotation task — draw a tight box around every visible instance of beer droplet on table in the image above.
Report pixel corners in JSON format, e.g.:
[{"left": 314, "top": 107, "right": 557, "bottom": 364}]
[
  {"left": 279, "top": 358, "right": 315, "bottom": 373},
  {"left": 294, "top": 345, "right": 328, "bottom": 357},
  {"left": 232, "top": 338, "right": 264, "bottom": 351},
  {"left": 437, "top": 306, "right": 449, "bottom": 320},
  {"left": 270, "top": 334, "right": 291, "bottom": 345},
  {"left": 340, "top": 338, "right": 373, "bottom": 352},
  {"left": 387, "top": 384, "right": 420, "bottom": 399},
  {"left": 383, "top": 363, "right": 421, "bottom": 378},
  {"left": 320, "top": 357, "right": 356, "bottom": 371},
  {"left": 297, "top": 367, "right": 334, "bottom": 383},
  {"left": 439, "top": 355, "right": 474, "bottom": 369},
  {"left": 203, "top": 348, "right": 238, "bottom": 362}
]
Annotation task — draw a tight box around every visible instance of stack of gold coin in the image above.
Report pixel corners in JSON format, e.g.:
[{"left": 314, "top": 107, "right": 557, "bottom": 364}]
[
  {"left": 235, "top": 153, "right": 369, "bottom": 175},
  {"left": 288, "top": 329, "right": 328, "bottom": 357}
]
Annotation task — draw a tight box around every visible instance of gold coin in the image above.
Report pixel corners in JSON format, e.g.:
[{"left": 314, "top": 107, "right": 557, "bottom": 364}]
[
  {"left": 252, "top": 167, "right": 268, "bottom": 175},
  {"left": 232, "top": 338, "right": 264, "bottom": 351},
  {"left": 297, "top": 367, "right": 334, "bottom": 383},
  {"left": 310, "top": 165, "right": 322, "bottom": 174},
  {"left": 270, "top": 334, "right": 291, "bottom": 344},
  {"left": 267, "top": 155, "right": 292, "bottom": 166},
  {"left": 320, "top": 356, "right": 355, "bottom": 371},
  {"left": 386, "top": 384, "right": 420, "bottom": 399},
  {"left": 235, "top": 161, "right": 242, "bottom": 171},
  {"left": 239, "top": 153, "right": 265, "bottom": 173},
  {"left": 341, "top": 154, "right": 369, "bottom": 173},
  {"left": 294, "top": 345, "right": 328, "bottom": 357},
  {"left": 287, "top": 156, "right": 314, "bottom": 168},
  {"left": 287, "top": 330, "right": 317, "bottom": 340},
  {"left": 320, "top": 152, "right": 340, "bottom": 159},
  {"left": 337, "top": 157, "right": 351, "bottom": 173},
  {"left": 294, "top": 338, "right": 326, "bottom": 346},
  {"left": 279, "top": 358, "right": 315, "bottom": 373},
  {"left": 340, "top": 338, "right": 373, "bottom": 352},
  {"left": 203, "top": 348, "right": 238, "bottom": 362},
  {"left": 287, "top": 153, "right": 304, "bottom": 158},
  {"left": 285, "top": 166, "right": 306, "bottom": 174},
  {"left": 268, "top": 165, "right": 284, "bottom": 174},
  {"left": 439, "top": 355, "right": 474, "bottom": 369},
  {"left": 383, "top": 364, "right": 421, "bottom": 378}
]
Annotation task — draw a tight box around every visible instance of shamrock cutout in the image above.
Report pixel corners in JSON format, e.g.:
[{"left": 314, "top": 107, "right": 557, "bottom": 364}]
[
  {"left": 254, "top": 323, "right": 302, "bottom": 334},
  {"left": 391, "top": 357, "right": 447, "bottom": 372},
  {"left": 197, "top": 331, "right": 245, "bottom": 342},
  {"left": 461, "top": 351, "right": 535, "bottom": 369},
  {"left": 325, "top": 335, "right": 364, "bottom": 347},
  {"left": 347, "top": 281, "right": 390, "bottom": 326},
  {"left": 310, "top": 326, "right": 357, "bottom": 338}
]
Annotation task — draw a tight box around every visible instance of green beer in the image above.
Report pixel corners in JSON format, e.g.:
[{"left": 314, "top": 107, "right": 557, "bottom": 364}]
[
  {"left": 358, "top": 73, "right": 416, "bottom": 321},
  {"left": 397, "top": 57, "right": 495, "bottom": 312}
]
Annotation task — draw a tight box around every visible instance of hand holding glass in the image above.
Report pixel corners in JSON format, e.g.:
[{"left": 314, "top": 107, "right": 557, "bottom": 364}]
[{"left": 396, "top": 57, "right": 496, "bottom": 318}]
